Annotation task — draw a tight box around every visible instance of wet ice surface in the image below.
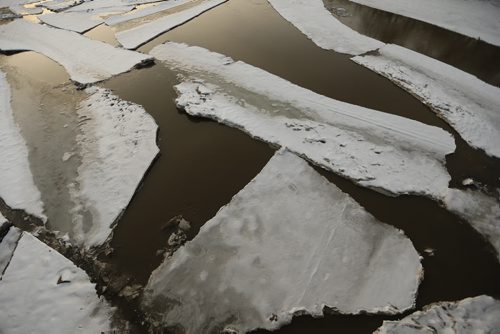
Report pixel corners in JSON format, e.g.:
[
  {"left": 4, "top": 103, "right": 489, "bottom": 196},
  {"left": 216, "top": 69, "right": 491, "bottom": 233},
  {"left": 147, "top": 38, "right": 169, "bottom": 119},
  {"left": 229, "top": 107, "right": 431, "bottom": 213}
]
[
  {"left": 375, "top": 295, "right": 500, "bottom": 334},
  {"left": 105, "top": 0, "right": 193, "bottom": 26},
  {"left": 144, "top": 150, "right": 422, "bottom": 333},
  {"left": 0, "top": 230, "right": 117, "bottom": 333}
]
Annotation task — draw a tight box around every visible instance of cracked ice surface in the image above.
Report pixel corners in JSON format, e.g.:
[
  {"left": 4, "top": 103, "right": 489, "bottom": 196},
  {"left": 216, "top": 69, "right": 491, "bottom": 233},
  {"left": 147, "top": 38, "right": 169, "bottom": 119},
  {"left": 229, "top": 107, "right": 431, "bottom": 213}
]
[
  {"left": 353, "top": 44, "right": 500, "bottom": 158},
  {"left": 143, "top": 150, "right": 423, "bottom": 333},
  {"left": 151, "top": 42, "right": 455, "bottom": 198},
  {"left": 0, "top": 20, "right": 152, "bottom": 85},
  {"left": 0, "top": 231, "right": 116, "bottom": 333},
  {"left": 105, "top": 0, "right": 193, "bottom": 26},
  {"left": 268, "top": 0, "right": 383, "bottom": 55},
  {"left": 116, "top": 0, "right": 228, "bottom": 49},
  {"left": 70, "top": 87, "right": 159, "bottom": 247},
  {"left": 0, "top": 71, "right": 45, "bottom": 220},
  {"left": 349, "top": 0, "right": 500, "bottom": 47},
  {"left": 375, "top": 295, "right": 500, "bottom": 334}
]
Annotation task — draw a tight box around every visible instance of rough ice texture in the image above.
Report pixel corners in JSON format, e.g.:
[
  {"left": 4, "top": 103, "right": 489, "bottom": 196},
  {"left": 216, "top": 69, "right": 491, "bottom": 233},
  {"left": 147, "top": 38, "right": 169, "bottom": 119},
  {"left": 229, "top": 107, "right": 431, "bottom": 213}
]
[
  {"left": 0, "top": 20, "right": 152, "bottom": 85},
  {"left": 8, "top": 4, "right": 43, "bottom": 15},
  {"left": 67, "top": 0, "right": 158, "bottom": 12},
  {"left": 350, "top": 0, "right": 500, "bottom": 47},
  {"left": 0, "top": 71, "right": 45, "bottom": 220},
  {"left": 151, "top": 42, "right": 455, "bottom": 198},
  {"left": 143, "top": 150, "right": 423, "bottom": 333},
  {"left": 41, "top": 0, "right": 83, "bottom": 12},
  {"left": 268, "top": 0, "right": 383, "bottom": 55},
  {"left": 353, "top": 44, "right": 500, "bottom": 158},
  {"left": 105, "top": 0, "right": 193, "bottom": 26},
  {"left": 0, "top": 0, "right": 37, "bottom": 8},
  {"left": 69, "top": 87, "right": 159, "bottom": 247},
  {"left": 0, "top": 226, "right": 21, "bottom": 279},
  {"left": 0, "top": 231, "right": 115, "bottom": 333},
  {"left": 376, "top": 295, "right": 500, "bottom": 334},
  {"left": 116, "top": 0, "right": 228, "bottom": 49}
]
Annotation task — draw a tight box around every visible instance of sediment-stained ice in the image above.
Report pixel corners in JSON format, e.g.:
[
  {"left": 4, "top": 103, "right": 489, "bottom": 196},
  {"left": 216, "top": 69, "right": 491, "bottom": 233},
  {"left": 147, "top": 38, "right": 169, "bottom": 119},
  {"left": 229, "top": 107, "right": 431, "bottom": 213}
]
[
  {"left": 267, "top": 0, "right": 383, "bottom": 55},
  {"left": 375, "top": 295, "right": 500, "bottom": 334},
  {"left": 143, "top": 150, "right": 423, "bottom": 333},
  {"left": 116, "top": 0, "right": 228, "bottom": 49},
  {"left": 353, "top": 44, "right": 500, "bottom": 158},
  {"left": 0, "top": 231, "right": 116, "bottom": 333},
  {"left": 0, "top": 20, "right": 152, "bottom": 85},
  {"left": 151, "top": 42, "right": 455, "bottom": 198},
  {"left": 70, "top": 87, "right": 159, "bottom": 247},
  {"left": 0, "top": 71, "right": 45, "bottom": 220},
  {"left": 349, "top": 0, "right": 500, "bottom": 47},
  {"left": 105, "top": 0, "right": 193, "bottom": 26}
]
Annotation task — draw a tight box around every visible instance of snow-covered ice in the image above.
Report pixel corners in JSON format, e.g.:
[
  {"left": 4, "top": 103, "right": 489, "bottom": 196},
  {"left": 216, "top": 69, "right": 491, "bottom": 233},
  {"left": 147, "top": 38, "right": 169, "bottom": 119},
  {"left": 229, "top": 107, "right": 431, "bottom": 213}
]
[
  {"left": 353, "top": 44, "right": 500, "bottom": 158},
  {"left": 268, "top": 0, "right": 383, "bottom": 55},
  {"left": 0, "top": 20, "right": 152, "bottom": 85},
  {"left": 116, "top": 0, "right": 228, "bottom": 49},
  {"left": 143, "top": 150, "right": 422, "bottom": 333},
  {"left": 151, "top": 42, "right": 455, "bottom": 198},
  {"left": 0, "top": 71, "right": 45, "bottom": 220},
  {"left": 0, "top": 231, "right": 116, "bottom": 333},
  {"left": 69, "top": 87, "right": 159, "bottom": 247},
  {"left": 105, "top": 0, "right": 193, "bottom": 26},
  {"left": 8, "top": 4, "right": 42, "bottom": 15},
  {"left": 349, "top": 0, "right": 500, "bottom": 47},
  {"left": 375, "top": 295, "right": 500, "bottom": 334}
]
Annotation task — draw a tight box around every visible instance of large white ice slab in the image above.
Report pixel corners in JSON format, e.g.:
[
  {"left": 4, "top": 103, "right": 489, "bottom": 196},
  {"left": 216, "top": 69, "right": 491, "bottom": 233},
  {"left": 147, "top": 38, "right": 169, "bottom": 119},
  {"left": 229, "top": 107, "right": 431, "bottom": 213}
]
[
  {"left": 66, "top": 0, "right": 158, "bottom": 12},
  {"left": 151, "top": 42, "right": 455, "bottom": 198},
  {"left": 105, "top": 0, "right": 193, "bottom": 26},
  {"left": 268, "top": 0, "right": 383, "bottom": 55},
  {"left": 353, "top": 44, "right": 500, "bottom": 158},
  {"left": 70, "top": 87, "right": 159, "bottom": 247},
  {"left": 41, "top": 0, "right": 83, "bottom": 12},
  {"left": 143, "top": 150, "right": 422, "bottom": 333},
  {"left": 0, "top": 231, "right": 116, "bottom": 333},
  {"left": 0, "top": 20, "right": 152, "bottom": 85},
  {"left": 376, "top": 295, "right": 500, "bottom": 334},
  {"left": 350, "top": 0, "right": 500, "bottom": 47},
  {"left": 8, "top": 4, "right": 42, "bottom": 15},
  {"left": 0, "top": 71, "right": 45, "bottom": 220},
  {"left": 116, "top": 0, "right": 227, "bottom": 49}
]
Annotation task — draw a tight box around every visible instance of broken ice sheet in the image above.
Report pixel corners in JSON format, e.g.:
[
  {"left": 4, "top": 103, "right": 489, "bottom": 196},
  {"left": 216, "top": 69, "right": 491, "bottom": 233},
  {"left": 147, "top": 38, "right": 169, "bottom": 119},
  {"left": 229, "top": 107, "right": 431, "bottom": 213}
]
[
  {"left": 105, "top": 0, "right": 193, "bottom": 26},
  {"left": 8, "top": 4, "right": 42, "bottom": 15},
  {"left": 375, "top": 295, "right": 500, "bottom": 334},
  {"left": 40, "top": 0, "right": 83, "bottom": 12},
  {"left": 151, "top": 42, "right": 455, "bottom": 199},
  {"left": 0, "top": 231, "right": 117, "bottom": 333},
  {"left": 66, "top": 0, "right": 159, "bottom": 12},
  {"left": 0, "top": 20, "right": 152, "bottom": 85},
  {"left": 143, "top": 150, "right": 423, "bottom": 333},
  {"left": 267, "top": 0, "right": 383, "bottom": 55}
]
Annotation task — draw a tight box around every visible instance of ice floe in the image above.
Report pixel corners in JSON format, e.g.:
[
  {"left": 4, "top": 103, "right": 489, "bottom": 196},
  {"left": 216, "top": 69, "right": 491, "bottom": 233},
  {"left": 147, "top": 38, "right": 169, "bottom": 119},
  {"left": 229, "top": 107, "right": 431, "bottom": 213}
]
[
  {"left": 349, "top": 0, "right": 500, "bottom": 47},
  {"left": 375, "top": 295, "right": 500, "bottom": 334},
  {"left": 151, "top": 42, "right": 455, "bottom": 198},
  {"left": 66, "top": 0, "right": 157, "bottom": 12},
  {"left": 268, "top": 0, "right": 383, "bottom": 55},
  {"left": 41, "top": 0, "right": 83, "bottom": 12},
  {"left": 105, "top": 0, "right": 193, "bottom": 26},
  {"left": 353, "top": 44, "right": 500, "bottom": 158},
  {"left": 0, "top": 71, "right": 45, "bottom": 220},
  {"left": 116, "top": 0, "right": 227, "bottom": 49},
  {"left": 0, "top": 231, "right": 116, "bottom": 333},
  {"left": 143, "top": 150, "right": 423, "bottom": 333},
  {"left": 8, "top": 4, "right": 42, "bottom": 15},
  {"left": 0, "top": 0, "right": 37, "bottom": 8},
  {"left": 69, "top": 87, "right": 159, "bottom": 247},
  {"left": 0, "top": 20, "right": 152, "bottom": 85}
]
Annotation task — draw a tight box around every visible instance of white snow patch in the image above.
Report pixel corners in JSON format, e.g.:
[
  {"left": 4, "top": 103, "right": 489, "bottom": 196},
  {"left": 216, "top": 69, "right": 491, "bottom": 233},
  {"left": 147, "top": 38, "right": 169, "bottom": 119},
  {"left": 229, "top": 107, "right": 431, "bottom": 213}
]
[
  {"left": 116, "top": 0, "right": 228, "bottom": 49},
  {"left": 151, "top": 42, "right": 455, "bottom": 198},
  {"left": 69, "top": 87, "right": 159, "bottom": 247},
  {"left": 268, "top": 0, "right": 383, "bottom": 55},
  {"left": 8, "top": 4, "right": 42, "bottom": 15},
  {"left": 0, "top": 231, "right": 115, "bottom": 333},
  {"left": 350, "top": 0, "right": 500, "bottom": 47},
  {"left": 105, "top": 0, "right": 193, "bottom": 26},
  {"left": 0, "top": 20, "right": 152, "bottom": 85},
  {"left": 353, "top": 44, "right": 500, "bottom": 158},
  {"left": 143, "top": 150, "right": 423, "bottom": 333},
  {"left": 375, "top": 295, "right": 500, "bottom": 334},
  {"left": 0, "top": 71, "right": 45, "bottom": 220}
]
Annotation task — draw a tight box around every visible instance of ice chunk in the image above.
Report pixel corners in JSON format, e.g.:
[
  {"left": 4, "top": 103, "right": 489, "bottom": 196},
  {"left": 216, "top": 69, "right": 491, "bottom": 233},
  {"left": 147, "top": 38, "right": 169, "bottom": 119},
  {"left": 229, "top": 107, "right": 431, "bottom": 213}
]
[
  {"left": 0, "top": 232, "right": 116, "bottom": 333},
  {"left": 0, "top": 71, "right": 45, "bottom": 220},
  {"left": 66, "top": 0, "right": 158, "bottom": 12},
  {"left": 268, "top": 0, "right": 383, "bottom": 55},
  {"left": 116, "top": 0, "right": 228, "bottom": 49},
  {"left": 70, "top": 87, "right": 159, "bottom": 247},
  {"left": 8, "top": 4, "right": 42, "bottom": 15},
  {"left": 0, "top": 226, "right": 22, "bottom": 279},
  {"left": 41, "top": 0, "right": 83, "bottom": 12},
  {"left": 353, "top": 44, "right": 500, "bottom": 158},
  {"left": 151, "top": 42, "right": 455, "bottom": 198},
  {"left": 0, "top": 0, "right": 37, "bottom": 8},
  {"left": 350, "top": 0, "right": 500, "bottom": 47},
  {"left": 143, "top": 150, "right": 423, "bottom": 333},
  {"left": 0, "top": 20, "right": 152, "bottom": 85},
  {"left": 105, "top": 0, "right": 193, "bottom": 26},
  {"left": 375, "top": 295, "right": 500, "bottom": 334}
]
